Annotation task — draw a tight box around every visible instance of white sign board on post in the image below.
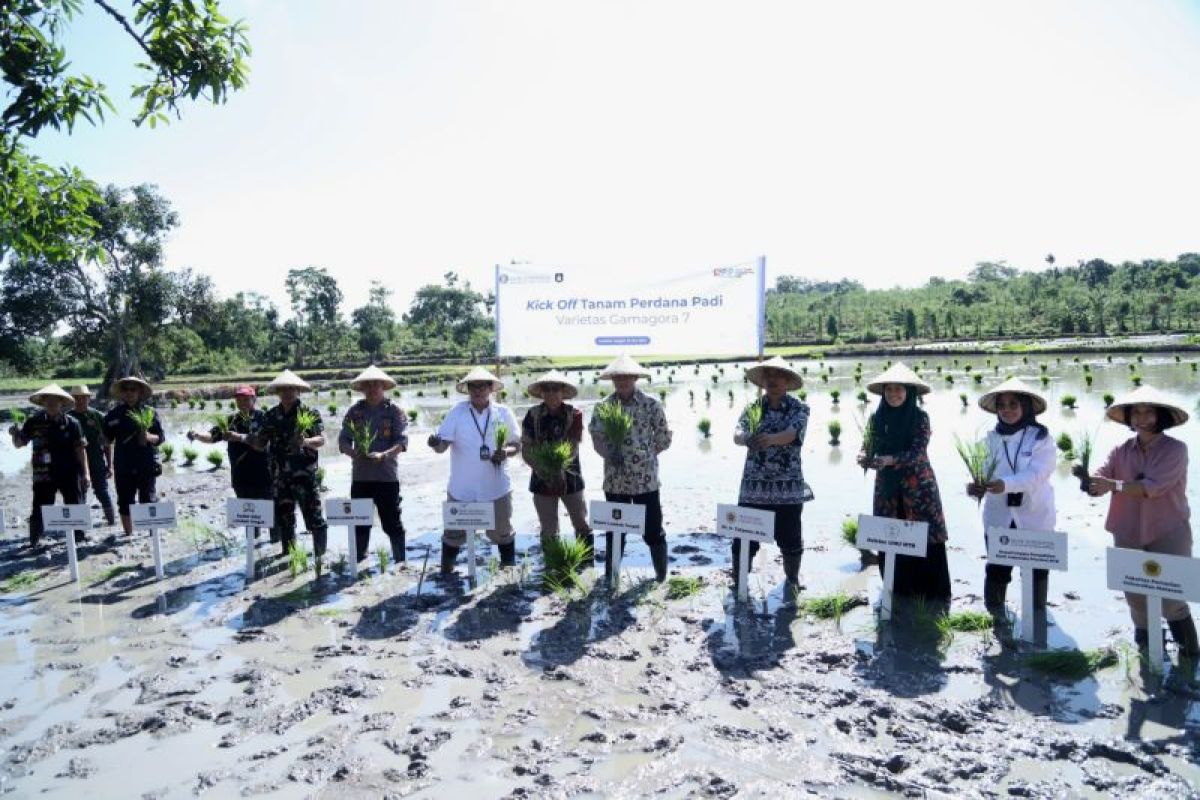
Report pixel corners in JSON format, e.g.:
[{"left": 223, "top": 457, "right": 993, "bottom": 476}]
[
  {"left": 715, "top": 504, "right": 775, "bottom": 601},
  {"left": 1107, "top": 547, "right": 1200, "bottom": 668},
  {"left": 857, "top": 515, "right": 929, "bottom": 621},
  {"left": 130, "top": 501, "right": 177, "bottom": 581},
  {"left": 226, "top": 498, "right": 275, "bottom": 581},
  {"left": 443, "top": 502, "right": 495, "bottom": 583},
  {"left": 987, "top": 526, "right": 1069, "bottom": 643},
  {"left": 325, "top": 498, "right": 374, "bottom": 578},
  {"left": 589, "top": 501, "right": 646, "bottom": 584},
  {"left": 41, "top": 504, "right": 91, "bottom": 582},
  {"left": 495, "top": 259, "right": 767, "bottom": 357}
]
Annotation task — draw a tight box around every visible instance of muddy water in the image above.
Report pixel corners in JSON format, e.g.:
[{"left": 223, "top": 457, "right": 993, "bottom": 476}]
[{"left": 1, "top": 352, "right": 1198, "bottom": 797}]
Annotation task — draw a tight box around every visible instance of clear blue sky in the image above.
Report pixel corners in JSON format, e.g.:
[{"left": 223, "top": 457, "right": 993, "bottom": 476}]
[{"left": 30, "top": 0, "right": 1200, "bottom": 317}]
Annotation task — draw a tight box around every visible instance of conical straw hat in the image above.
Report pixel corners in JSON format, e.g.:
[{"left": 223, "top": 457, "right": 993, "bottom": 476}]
[
  {"left": 526, "top": 369, "right": 579, "bottom": 400},
  {"left": 350, "top": 364, "right": 397, "bottom": 391},
  {"left": 69, "top": 385, "right": 92, "bottom": 397},
  {"left": 266, "top": 369, "right": 312, "bottom": 393},
  {"left": 599, "top": 354, "right": 651, "bottom": 379},
  {"left": 455, "top": 366, "right": 503, "bottom": 394},
  {"left": 978, "top": 377, "right": 1047, "bottom": 415},
  {"left": 29, "top": 384, "right": 75, "bottom": 406},
  {"left": 866, "top": 362, "right": 930, "bottom": 396},
  {"left": 111, "top": 375, "right": 153, "bottom": 400},
  {"left": 744, "top": 356, "right": 803, "bottom": 391},
  {"left": 1105, "top": 385, "right": 1188, "bottom": 428}
]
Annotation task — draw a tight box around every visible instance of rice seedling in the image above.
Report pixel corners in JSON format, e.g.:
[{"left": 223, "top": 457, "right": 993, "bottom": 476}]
[
  {"left": 829, "top": 389, "right": 841, "bottom": 405},
  {"left": 797, "top": 390, "right": 807, "bottom": 402},
  {"left": 1127, "top": 363, "right": 1136, "bottom": 372},
  {"left": 1084, "top": 374, "right": 1094, "bottom": 387},
  {"left": 287, "top": 542, "right": 311, "bottom": 580},
  {"left": 1136, "top": 354, "right": 1144, "bottom": 363},
  {"left": 658, "top": 389, "right": 667, "bottom": 402},
  {"left": 698, "top": 417, "right": 712, "bottom": 438},
  {"left": 954, "top": 434, "right": 998, "bottom": 502},
  {"left": 1106, "top": 355, "right": 1113, "bottom": 362},
  {"left": 1103, "top": 392, "right": 1115, "bottom": 408},
  {"left": 169, "top": 399, "right": 178, "bottom": 409},
  {"left": 945, "top": 374, "right": 954, "bottom": 384},
  {"left": 527, "top": 440, "right": 573, "bottom": 485},
  {"left": 542, "top": 536, "right": 592, "bottom": 595},
  {"left": 743, "top": 400, "right": 764, "bottom": 436},
  {"left": 821, "top": 374, "right": 829, "bottom": 383},
  {"left": 213, "top": 414, "right": 231, "bottom": 437},
  {"left": 1060, "top": 395, "right": 1077, "bottom": 410},
  {"left": 1055, "top": 432, "right": 1074, "bottom": 459},
  {"left": 377, "top": 547, "right": 390, "bottom": 574},
  {"left": 182, "top": 446, "right": 198, "bottom": 465},
  {"left": 973, "top": 374, "right": 983, "bottom": 385},
  {"left": 392, "top": 389, "right": 401, "bottom": 398},
  {"left": 854, "top": 414, "right": 876, "bottom": 473},
  {"left": 1192, "top": 363, "right": 1198, "bottom": 373},
  {"left": 827, "top": 419, "right": 841, "bottom": 445},
  {"left": 187, "top": 399, "right": 196, "bottom": 409},
  {"left": 1021, "top": 647, "right": 1118, "bottom": 680},
  {"left": 346, "top": 419, "right": 377, "bottom": 454},
  {"left": 315, "top": 466, "right": 328, "bottom": 492},
  {"left": 1039, "top": 363, "right": 1048, "bottom": 373},
  {"left": 416, "top": 390, "right": 425, "bottom": 397},
  {"left": 688, "top": 390, "right": 695, "bottom": 403},
  {"left": 295, "top": 408, "right": 320, "bottom": 436},
  {"left": 7, "top": 408, "right": 26, "bottom": 427},
  {"left": 799, "top": 592, "right": 866, "bottom": 622},
  {"left": 160, "top": 443, "right": 174, "bottom": 461},
  {"left": 726, "top": 389, "right": 734, "bottom": 402},
  {"left": 197, "top": 399, "right": 207, "bottom": 410},
  {"left": 938, "top": 610, "right": 994, "bottom": 635},
  {"left": 704, "top": 389, "right": 711, "bottom": 403},
  {"left": 493, "top": 422, "right": 510, "bottom": 451},
  {"left": 856, "top": 390, "right": 868, "bottom": 404},
  {"left": 841, "top": 517, "right": 858, "bottom": 547},
  {"left": 595, "top": 401, "right": 633, "bottom": 448},
  {"left": 959, "top": 393, "right": 968, "bottom": 407},
  {"left": 90, "top": 564, "right": 139, "bottom": 585},
  {"left": 441, "top": 388, "right": 449, "bottom": 398},
  {"left": 710, "top": 374, "right": 719, "bottom": 385},
  {"left": 126, "top": 406, "right": 156, "bottom": 432},
  {"left": 326, "top": 402, "right": 337, "bottom": 416},
  {"left": 1, "top": 571, "right": 40, "bottom": 593},
  {"left": 665, "top": 575, "right": 704, "bottom": 600},
  {"left": 206, "top": 450, "right": 225, "bottom": 469},
  {"left": 406, "top": 408, "right": 418, "bottom": 422},
  {"left": 1039, "top": 375, "right": 1049, "bottom": 387},
  {"left": 214, "top": 400, "right": 223, "bottom": 410},
  {"left": 1072, "top": 430, "right": 1094, "bottom": 491},
  {"left": 1131, "top": 374, "right": 1142, "bottom": 386}
]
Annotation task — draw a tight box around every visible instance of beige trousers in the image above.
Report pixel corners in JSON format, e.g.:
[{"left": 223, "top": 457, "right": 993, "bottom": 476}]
[
  {"left": 442, "top": 492, "right": 515, "bottom": 547},
  {"left": 532, "top": 491, "right": 592, "bottom": 541}
]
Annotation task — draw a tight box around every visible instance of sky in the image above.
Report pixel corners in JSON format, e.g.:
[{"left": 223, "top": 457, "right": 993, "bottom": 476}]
[{"left": 28, "top": 0, "right": 1200, "bottom": 317}]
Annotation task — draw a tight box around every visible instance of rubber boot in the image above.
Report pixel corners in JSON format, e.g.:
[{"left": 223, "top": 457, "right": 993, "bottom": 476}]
[
  {"left": 311, "top": 528, "right": 328, "bottom": 559},
  {"left": 390, "top": 533, "right": 406, "bottom": 564},
  {"left": 1168, "top": 617, "right": 1200, "bottom": 658},
  {"left": 440, "top": 543, "right": 460, "bottom": 575},
  {"left": 983, "top": 576, "right": 1007, "bottom": 618},
  {"left": 279, "top": 533, "right": 294, "bottom": 559},
  {"left": 1134, "top": 627, "right": 1149, "bottom": 650},
  {"left": 730, "top": 540, "right": 757, "bottom": 592},
  {"left": 649, "top": 540, "right": 669, "bottom": 583},
  {"left": 1033, "top": 570, "right": 1049, "bottom": 610},
  {"left": 782, "top": 552, "right": 802, "bottom": 587},
  {"left": 498, "top": 541, "right": 516, "bottom": 567}
]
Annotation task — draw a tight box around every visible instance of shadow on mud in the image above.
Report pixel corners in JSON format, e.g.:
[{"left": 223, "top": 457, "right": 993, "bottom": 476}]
[
  {"left": 524, "top": 577, "right": 657, "bottom": 668},
  {"left": 703, "top": 603, "right": 799, "bottom": 679}
]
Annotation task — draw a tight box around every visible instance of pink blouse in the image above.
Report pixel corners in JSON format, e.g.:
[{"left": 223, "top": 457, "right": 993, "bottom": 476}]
[{"left": 1096, "top": 434, "right": 1191, "bottom": 548}]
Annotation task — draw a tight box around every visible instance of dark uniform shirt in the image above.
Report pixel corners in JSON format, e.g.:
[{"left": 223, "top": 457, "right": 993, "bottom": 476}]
[
  {"left": 103, "top": 403, "right": 164, "bottom": 476},
  {"left": 19, "top": 411, "right": 85, "bottom": 483},
  {"left": 521, "top": 402, "right": 585, "bottom": 496},
  {"left": 209, "top": 409, "right": 270, "bottom": 483},
  {"left": 69, "top": 408, "right": 108, "bottom": 471},
  {"left": 256, "top": 402, "right": 323, "bottom": 476}
]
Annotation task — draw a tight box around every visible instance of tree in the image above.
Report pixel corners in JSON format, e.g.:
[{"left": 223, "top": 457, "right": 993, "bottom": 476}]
[
  {"left": 351, "top": 281, "right": 397, "bottom": 362},
  {"left": 1, "top": 0, "right": 250, "bottom": 261},
  {"left": 825, "top": 314, "right": 838, "bottom": 340},
  {"left": 404, "top": 272, "right": 492, "bottom": 354},
  {"left": 285, "top": 267, "right": 343, "bottom": 366}
]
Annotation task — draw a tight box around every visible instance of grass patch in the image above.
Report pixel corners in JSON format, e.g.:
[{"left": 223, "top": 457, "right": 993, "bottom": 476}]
[
  {"left": 938, "top": 610, "right": 994, "bottom": 634},
  {"left": 840, "top": 517, "right": 858, "bottom": 548},
  {"left": 287, "top": 542, "right": 311, "bottom": 579},
  {"left": 1021, "top": 647, "right": 1118, "bottom": 680},
  {"left": 90, "top": 564, "right": 140, "bottom": 585},
  {"left": 664, "top": 575, "right": 704, "bottom": 600},
  {"left": 0, "top": 571, "right": 40, "bottom": 593},
  {"left": 542, "top": 536, "right": 592, "bottom": 595},
  {"left": 799, "top": 592, "right": 867, "bottom": 621}
]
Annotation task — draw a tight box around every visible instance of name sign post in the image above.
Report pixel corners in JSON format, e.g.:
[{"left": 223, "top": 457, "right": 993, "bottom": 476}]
[
  {"left": 986, "top": 527, "right": 1069, "bottom": 643},
  {"left": 1107, "top": 547, "right": 1200, "bottom": 669},
  {"left": 716, "top": 504, "right": 775, "bottom": 602},
  {"left": 130, "top": 501, "right": 177, "bottom": 582},
  {"left": 443, "top": 502, "right": 496, "bottom": 583},
  {"left": 227, "top": 498, "right": 274, "bottom": 581},
  {"left": 856, "top": 515, "right": 929, "bottom": 621},
  {"left": 41, "top": 504, "right": 91, "bottom": 582},
  {"left": 325, "top": 498, "right": 375, "bottom": 578},
  {"left": 589, "top": 501, "right": 646, "bottom": 586}
]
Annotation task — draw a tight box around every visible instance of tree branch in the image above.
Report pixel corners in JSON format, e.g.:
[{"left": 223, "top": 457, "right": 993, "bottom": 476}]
[{"left": 90, "top": 0, "right": 154, "bottom": 61}]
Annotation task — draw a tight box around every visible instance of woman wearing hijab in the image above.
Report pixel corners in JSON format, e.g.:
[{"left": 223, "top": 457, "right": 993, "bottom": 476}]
[
  {"left": 1082, "top": 386, "right": 1198, "bottom": 658},
  {"left": 857, "top": 363, "right": 950, "bottom": 608},
  {"left": 970, "top": 378, "right": 1056, "bottom": 618}
]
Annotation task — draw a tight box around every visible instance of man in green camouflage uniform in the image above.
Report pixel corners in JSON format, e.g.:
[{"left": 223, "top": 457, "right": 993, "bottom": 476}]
[
  {"left": 68, "top": 385, "right": 116, "bottom": 525},
  {"left": 250, "top": 370, "right": 328, "bottom": 558}
]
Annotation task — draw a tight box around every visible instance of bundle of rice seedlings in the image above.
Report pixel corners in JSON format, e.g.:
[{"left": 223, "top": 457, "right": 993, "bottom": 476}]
[
  {"left": 528, "top": 440, "right": 573, "bottom": 484},
  {"left": 595, "top": 401, "right": 633, "bottom": 449},
  {"left": 346, "top": 419, "right": 377, "bottom": 454},
  {"left": 854, "top": 415, "right": 876, "bottom": 474},
  {"left": 542, "top": 536, "right": 592, "bottom": 595},
  {"left": 959, "top": 393, "right": 968, "bottom": 407},
  {"left": 856, "top": 390, "right": 868, "bottom": 404},
  {"left": 743, "top": 400, "right": 764, "bottom": 437},
  {"left": 827, "top": 419, "right": 841, "bottom": 445},
  {"left": 1021, "top": 647, "right": 1118, "bottom": 680},
  {"left": 937, "top": 610, "right": 994, "bottom": 636},
  {"left": 1056, "top": 432, "right": 1074, "bottom": 459},
  {"left": 406, "top": 409, "right": 418, "bottom": 422},
  {"left": 840, "top": 517, "right": 858, "bottom": 548},
  {"left": 206, "top": 450, "right": 224, "bottom": 469},
  {"left": 213, "top": 414, "right": 231, "bottom": 437},
  {"left": 1073, "top": 430, "right": 1095, "bottom": 491},
  {"left": 287, "top": 542, "right": 310, "bottom": 580},
  {"left": 954, "top": 434, "right": 998, "bottom": 503},
  {"left": 665, "top": 575, "right": 703, "bottom": 600},
  {"left": 1103, "top": 392, "right": 1114, "bottom": 408},
  {"left": 295, "top": 408, "right": 320, "bottom": 437},
  {"left": 377, "top": 547, "right": 390, "bottom": 574},
  {"left": 830, "top": 389, "right": 841, "bottom": 405},
  {"left": 799, "top": 592, "right": 866, "bottom": 622},
  {"left": 160, "top": 443, "right": 174, "bottom": 461},
  {"left": 182, "top": 446, "right": 198, "bottom": 465},
  {"left": 126, "top": 407, "right": 156, "bottom": 432},
  {"left": 326, "top": 402, "right": 338, "bottom": 416},
  {"left": 1061, "top": 395, "right": 1077, "bottom": 410},
  {"left": 9, "top": 408, "right": 27, "bottom": 426},
  {"left": 698, "top": 418, "right": 712, "bottom": 438},
  {"left": 493, "top": 423, "right": 509, "bottom": 451}
]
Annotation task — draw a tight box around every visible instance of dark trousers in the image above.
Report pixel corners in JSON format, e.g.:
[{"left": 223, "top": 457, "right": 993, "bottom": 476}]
[
  {"left": 880, "top": 542, "right": 951, "bottom": 604},
  {"left": 86, "top": 463, "right": 115, "bottom": 522},
  {"left": 114, "top": 470, "right": 156, "bottom": 515},
  {"left": 732, "top": 503, "right": 803, "bottom": 567},
  {"left": 29, "top": 476, "right": 82, "bottom": 545},
  {"left": 351, "top": 481, "right": 405, "bottom": 562},
  {"left": 986, "top": 521, "right": 1048, "bottom": 588},
  {"left": 274, "top": 473, "right": 327, "bottom": 557}
]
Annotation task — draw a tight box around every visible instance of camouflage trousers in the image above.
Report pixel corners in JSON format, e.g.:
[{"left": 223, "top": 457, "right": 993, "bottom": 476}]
[{"left": 273, "top": 471, "right": 327, "bottom": 557}]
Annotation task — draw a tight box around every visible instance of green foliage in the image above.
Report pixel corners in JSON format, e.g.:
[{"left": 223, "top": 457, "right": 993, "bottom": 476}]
[
  {"left": 126, "top": 407, "right": 156, "bottom": 432},
  {"left": 160, "top": 442, "right": 174, "bottom": 461},
  {"left": 206, "top": 450, "right": 224, "bottom": 469},
  {"left": 377, "top": 547, "right": 389, "bottom": 574},
  {"left": 182, "top": 446, "right": 198, "bottom": 465},
  {"left": 743, "top": 401, "right": 764, "bottom": 436},
  {"left": 346, "top": 419, "right": 376, "bottom": 454},
  {"left": 665, "top": 575, "right": 704, "bottom": 600},
  {"left": 287, "top": 542, "right": 311, "bottom": 580},
  {"left": 954, "top": 434, "right": 998, "bottom": 496},
  {"left": 0, "top": 570, "right": 40, "bottom": 593},
  {"left": 9, "top": 408, "right": 26, "bottom": 425},
  {"left": 294, "top": 408, "right": 320, "bottom": 436},
  {"left": 799, "top": 592, "right": 866, "bottom": 621},
  {"left": 528, "top": 440, "right": 573, "bottom": 483},
  {"left": 697, "top": 417, "right": 712, "bottom": 438},
  {"left": 827, "top": 419, "right": 841, "bottom": 444},
  {"left": 938, "top": 611, "right": 994, "bottom": 633},
  {"left": 840, "top": 517, "right": 858, "bottom": 548},
  {"left": 1021, "top": 648, "right": 1118, "bottom": 680},
  {"left": 1056, "top": 432, "right": 1074, "bottom": 457},
  {"left": 406, "top": 408, "right": 418, "bottom": 422},
  {"left": 595, "top": 401, "right": 633, "bottom": 448},
  {"left": 542, "top": 536, "right": 592, "bottom": 595},
  {"left": 1103, "top": 392, "right": 1115, "bottom": 408}
]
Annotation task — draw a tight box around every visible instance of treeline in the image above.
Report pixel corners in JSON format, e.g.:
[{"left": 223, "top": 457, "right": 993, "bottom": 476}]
[{"left": 768, "top": 257, "right": 1200, "bottom": 344}]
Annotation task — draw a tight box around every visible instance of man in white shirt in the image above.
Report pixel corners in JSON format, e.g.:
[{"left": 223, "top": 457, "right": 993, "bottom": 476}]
[{"left": 428, "top": 367, "right": 521, "bottom": 574}]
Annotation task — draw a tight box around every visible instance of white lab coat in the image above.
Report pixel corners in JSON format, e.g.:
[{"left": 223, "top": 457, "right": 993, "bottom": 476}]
[{"left": 980, "top": 427, "right": 1057, "bottom": 533}]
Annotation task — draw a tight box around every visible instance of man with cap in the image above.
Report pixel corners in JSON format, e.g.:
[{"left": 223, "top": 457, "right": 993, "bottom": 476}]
[
  {"left": 69, "top": 385, "right": 115, "bottom": 526},
  {"left": 338, "top": 366, "right": 409, "bottom": 564},
  {"left": 521, "top": 369, "right": 592, "bottom": 556},
  {"left": 588, "top": 355, "right": 673, "bottom": 582},
  {"left": 103, "top": 376, "right": 164, "bottom": 537},
  {"left": 428, "top": 366, "right": 521, "bottom": 574},
  {"left": 9, "top": 384, "right": 89, "bottom": 548},
  {"left": 248, "top": 370, "right": 328, "bottom": 558},
  {"left": 188, "top": 385, "right": 274, "bottom": 542}
]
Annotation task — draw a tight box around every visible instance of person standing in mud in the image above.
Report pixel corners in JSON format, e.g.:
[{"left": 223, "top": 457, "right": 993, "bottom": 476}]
[
  {"left": 1082, "top": 386, "right": 1199, "bottom": 658},
  {"left": 589, "top": 354, "right": 673, "bottom": 583},
  {"left": 857, "top": 363, "right": 950, "bottom": 609},
  {"left": 969, "top": 378, "right": 1056, "bottom": 620},
  {"left": 338, "top": 366, "right": 409, "bottom": 565},
  {"left": 103, "top": 376, "right": 164, "bottom": 538},
  {"left": 249, "top": 370, "right": 329, "bottom": 559},
  {"left": 428, "top": 366, "right": 521, "bottom": 574},
  {"left": 732, "top": 357, "right": 812, "bottom": 596},
  {"left": 68, "top": 385, "right": 115, "bottom": 526},
  {"left": 520, "top": 370, "right": 592, "bottom": 557},
  {"left": 188, "top": 385, "right": 275, "bottom": 543},
  {"left": 9, "top": 384, "right": 89, "bottom": 549}
]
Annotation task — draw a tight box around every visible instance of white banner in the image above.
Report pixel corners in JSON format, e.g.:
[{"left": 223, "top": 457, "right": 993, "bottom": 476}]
[
  {"left": 494, "top": 259, "right": 766, "bottom": 356},
  {"left": 986, "top": 527, "right": 1068, "bottom": 571}
]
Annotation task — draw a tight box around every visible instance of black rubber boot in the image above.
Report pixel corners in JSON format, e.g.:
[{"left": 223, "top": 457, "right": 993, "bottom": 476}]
[
  {"left": 1168, "top": 617, "right": 1200, "bottom": 658},
  {"left": 1134, "top": 627, "right": 1150, "bottom": 650},
  {"left": 983, "top": 576, "right": 1007, "bottom": 617},
  {"left": 649, "top": 540, "right": 669, "bottom": 583},
  {"left": 390, "top": 534, "right": 406, "bottom": 564},
  {"left": 498, "top": 541, "right": 516, "bottom": 567},
  {"left": 782, "top": 552, "right": 802, "bottom": 587},
  {"left": 311, "top": 528, "right": 328, "bottom": 559},
  {"left": 440, "top": 543, "right": 460, "bottom": 575}
]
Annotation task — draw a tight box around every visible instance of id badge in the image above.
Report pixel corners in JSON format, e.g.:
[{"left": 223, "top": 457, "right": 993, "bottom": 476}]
[{"left": 479, "top": 445, "right": 492, "bottom": 461}]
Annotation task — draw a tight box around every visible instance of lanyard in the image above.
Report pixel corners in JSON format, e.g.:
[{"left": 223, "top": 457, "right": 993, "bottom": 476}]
[
  {"left": 470, "top": 405, "right": 492, "bottom": 445},
  {"left": 1001, "top": 428, "right": 1028, "bottom": 474}
]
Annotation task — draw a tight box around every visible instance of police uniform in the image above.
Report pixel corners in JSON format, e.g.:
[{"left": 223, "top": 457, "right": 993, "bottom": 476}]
[
  {"left": 256, "top": 402, "right": 327, "bottom": 557},
  {"left": 16, "top": 410, "right": 86, "bottom": 546},
  {"left": 69, "top": 406, "right": 115, "bottom": 525}
]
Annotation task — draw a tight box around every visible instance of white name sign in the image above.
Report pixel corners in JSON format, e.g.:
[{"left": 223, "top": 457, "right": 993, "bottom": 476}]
[
  {"left": 325, "top": 498, "right": 374, "bottom": 526},
  {"left": 856, "top": 515, "right": 928, "bottom": 558},
  {"left": 41, "top": 504, "right": 90, "bottom": 530},
  {"left": 986, "top": 527, "right": 1068, "bottom": 571},
  {"left": 131, "top": 501, "right": 177, "bottom": 529},
  {"left": 443, "top": 502, "right": 495, "bottom": 530},
  {"left": 226, "top": 498, "right": 274, "bottom": 528},
  {"left": 589, "top": 501, "right": 647, "bottom": 536},
  {"left": 715, "top": 504, "right": 774, "bottom": 544},
  {"left": 1106, "top": 548, "right": 1200, "bottom": 603}
]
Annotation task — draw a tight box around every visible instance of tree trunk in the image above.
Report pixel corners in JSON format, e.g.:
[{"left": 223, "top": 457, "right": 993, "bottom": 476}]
[{"left": 98, "top": 329, "right": 141, "bottom": 400}]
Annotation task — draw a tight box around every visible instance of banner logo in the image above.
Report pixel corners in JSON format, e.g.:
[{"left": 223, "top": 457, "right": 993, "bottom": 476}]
[
  {"left": 725, "top": 511, "right": 737, "bottom": 524},
  {"left": 612, "top": 509, "right": 623, "bottom": 521},
  {"left": 1143, "top": 559, "right": 1162, "bottom": 578}
]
